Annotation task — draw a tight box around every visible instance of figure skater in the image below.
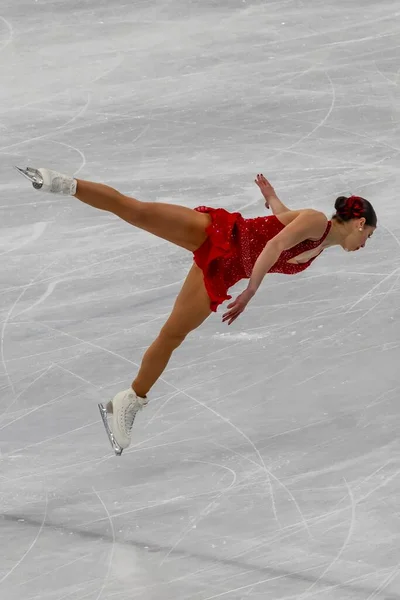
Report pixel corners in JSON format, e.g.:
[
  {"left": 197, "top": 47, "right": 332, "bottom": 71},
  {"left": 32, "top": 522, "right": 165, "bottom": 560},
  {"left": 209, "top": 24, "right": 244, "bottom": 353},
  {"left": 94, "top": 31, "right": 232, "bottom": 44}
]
[{"left": 15, "top": 167, "right": 377, "bottom": 455}]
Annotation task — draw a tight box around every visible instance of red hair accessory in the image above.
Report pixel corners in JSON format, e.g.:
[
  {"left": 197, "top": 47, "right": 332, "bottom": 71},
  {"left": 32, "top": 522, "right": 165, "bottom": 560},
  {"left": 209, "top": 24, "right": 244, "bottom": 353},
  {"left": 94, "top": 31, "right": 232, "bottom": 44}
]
[
  {"left": 347, "top": 196, "right": 364, "bottom": 218},
  {"left": 339, "top": 196, "right": 364, "bottom": 219}
]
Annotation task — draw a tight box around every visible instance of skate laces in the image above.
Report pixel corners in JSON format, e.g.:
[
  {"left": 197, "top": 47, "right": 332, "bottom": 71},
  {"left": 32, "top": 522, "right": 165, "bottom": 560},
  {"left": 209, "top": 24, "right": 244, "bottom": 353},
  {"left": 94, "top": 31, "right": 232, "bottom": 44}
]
[{"left": 123, "top": 396, "right": 146, "bottom": 434}]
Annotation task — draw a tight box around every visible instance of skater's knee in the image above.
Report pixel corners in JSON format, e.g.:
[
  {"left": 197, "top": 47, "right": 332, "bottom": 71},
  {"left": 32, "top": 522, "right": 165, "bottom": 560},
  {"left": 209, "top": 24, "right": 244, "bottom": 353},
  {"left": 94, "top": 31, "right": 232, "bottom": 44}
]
[
  {"left": 123, "top": 198, "right": 151, "bottom": 226},
  {"left": 158, "top": 326, "right": 187, "bottom": 350},
  {"left": 110, "top": 193, "right": 145, "bottom": 223}
]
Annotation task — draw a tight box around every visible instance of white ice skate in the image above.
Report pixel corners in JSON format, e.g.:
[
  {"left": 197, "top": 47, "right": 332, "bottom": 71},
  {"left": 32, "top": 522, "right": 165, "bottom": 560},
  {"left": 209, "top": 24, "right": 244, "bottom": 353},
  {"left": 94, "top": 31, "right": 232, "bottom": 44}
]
[
  {"left": 15, "top": 166, "right": 77, "bottom": 195},
  {"left": 98, "top": 389, "right": 148, "bottom": 456}
]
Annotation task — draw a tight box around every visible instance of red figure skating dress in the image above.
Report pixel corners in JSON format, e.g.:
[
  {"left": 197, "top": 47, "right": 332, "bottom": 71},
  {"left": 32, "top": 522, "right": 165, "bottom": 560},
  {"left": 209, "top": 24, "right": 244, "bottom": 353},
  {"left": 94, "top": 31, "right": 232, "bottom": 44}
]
[{"left": 193, "top": 206, "right": 331, "bottom": 311}]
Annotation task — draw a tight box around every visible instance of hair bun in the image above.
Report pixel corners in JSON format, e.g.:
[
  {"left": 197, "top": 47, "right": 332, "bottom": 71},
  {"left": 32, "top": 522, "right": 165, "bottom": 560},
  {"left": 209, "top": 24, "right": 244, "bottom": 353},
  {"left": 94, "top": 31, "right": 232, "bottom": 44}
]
[
  {"left": 334, "top": 196, "right": 348, "bottom": 214},
  {"left": 335, "top": 195, "right": 364, "bottom": 220},
  {"left": 335, "top": 196, "right": 351, "bottom": 218},
  {"left": 333, "top": 194, "right": 376, "bottom": 227}
]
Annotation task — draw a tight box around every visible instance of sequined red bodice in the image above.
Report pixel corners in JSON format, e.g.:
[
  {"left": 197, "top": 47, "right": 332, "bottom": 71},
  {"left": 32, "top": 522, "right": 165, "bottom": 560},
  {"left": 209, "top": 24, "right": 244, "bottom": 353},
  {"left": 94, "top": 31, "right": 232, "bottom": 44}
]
[
  {"left": 240, "top": 214, "right": 332, "bottom": 277},
  {"left": 193, "top": 207, "right": 331, "bottom": 311}
]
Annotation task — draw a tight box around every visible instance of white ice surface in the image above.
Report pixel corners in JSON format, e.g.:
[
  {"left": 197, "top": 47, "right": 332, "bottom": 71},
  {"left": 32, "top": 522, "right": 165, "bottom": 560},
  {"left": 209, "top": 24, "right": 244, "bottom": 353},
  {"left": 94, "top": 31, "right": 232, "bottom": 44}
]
[{"left": 1, "top": 0, "right": 400, "bottom": 598}]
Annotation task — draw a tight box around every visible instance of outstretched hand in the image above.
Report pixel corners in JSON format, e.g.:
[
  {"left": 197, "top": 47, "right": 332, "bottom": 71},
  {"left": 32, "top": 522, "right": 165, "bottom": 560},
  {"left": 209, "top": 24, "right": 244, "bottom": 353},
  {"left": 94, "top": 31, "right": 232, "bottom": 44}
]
[
  {"left": 255, "top": 173, "right": 276, "bottom": 209},
  {"left": 222, "top": 289, "right": 254, "bottom": 325}
]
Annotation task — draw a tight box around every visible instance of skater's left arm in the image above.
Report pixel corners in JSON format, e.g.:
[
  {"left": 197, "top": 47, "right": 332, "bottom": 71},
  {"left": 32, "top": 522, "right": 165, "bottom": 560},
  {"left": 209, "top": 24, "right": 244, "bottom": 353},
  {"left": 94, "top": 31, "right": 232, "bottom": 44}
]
[{"left": 222, "top": 210, "right": 326, "bottom": 325}]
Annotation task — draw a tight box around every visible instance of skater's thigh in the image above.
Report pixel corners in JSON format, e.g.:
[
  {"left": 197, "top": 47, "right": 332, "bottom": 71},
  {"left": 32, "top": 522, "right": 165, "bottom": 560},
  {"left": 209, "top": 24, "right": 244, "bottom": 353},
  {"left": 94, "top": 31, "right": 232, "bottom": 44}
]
[
  {"left": 133, "top": 201, "right": 211, "bottom": 252},
  {"left": 160, "top": 264, "right": 212, "bottom": 340}
]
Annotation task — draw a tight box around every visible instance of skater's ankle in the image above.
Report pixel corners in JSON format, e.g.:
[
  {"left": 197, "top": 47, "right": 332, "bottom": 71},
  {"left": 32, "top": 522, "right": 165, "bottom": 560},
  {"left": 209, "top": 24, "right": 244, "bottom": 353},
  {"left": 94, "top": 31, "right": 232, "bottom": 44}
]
[
  {"left": 131, "top": 383, "right": 147, "bottom": 399},
  {"left": 73, "top": 179, "right": 81, "bottom": 197}
]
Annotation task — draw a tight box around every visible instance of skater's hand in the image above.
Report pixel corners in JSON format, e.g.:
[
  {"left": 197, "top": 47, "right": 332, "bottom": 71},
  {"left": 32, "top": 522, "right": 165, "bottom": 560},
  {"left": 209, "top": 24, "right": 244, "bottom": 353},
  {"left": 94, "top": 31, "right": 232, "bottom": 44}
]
[
  {"left": 222, "top": 289, "right": 254, "bottom": 325},
  {"left": 255, "top": 174, "right": 276, "bottom": 209}
]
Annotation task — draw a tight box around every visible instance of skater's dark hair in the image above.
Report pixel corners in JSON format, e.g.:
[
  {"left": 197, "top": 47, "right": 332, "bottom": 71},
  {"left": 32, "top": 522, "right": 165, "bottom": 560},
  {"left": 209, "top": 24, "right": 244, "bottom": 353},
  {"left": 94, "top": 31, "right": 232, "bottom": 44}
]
[{"left": 332, "top": 195, "right": 377, "bottom": 227}]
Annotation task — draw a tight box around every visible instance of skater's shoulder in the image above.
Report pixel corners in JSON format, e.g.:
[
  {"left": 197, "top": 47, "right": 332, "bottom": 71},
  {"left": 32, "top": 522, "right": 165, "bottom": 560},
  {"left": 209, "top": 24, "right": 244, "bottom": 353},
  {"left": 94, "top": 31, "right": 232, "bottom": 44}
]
[{"left": 275, "top": 208, "right": 328, "bottom": 228}]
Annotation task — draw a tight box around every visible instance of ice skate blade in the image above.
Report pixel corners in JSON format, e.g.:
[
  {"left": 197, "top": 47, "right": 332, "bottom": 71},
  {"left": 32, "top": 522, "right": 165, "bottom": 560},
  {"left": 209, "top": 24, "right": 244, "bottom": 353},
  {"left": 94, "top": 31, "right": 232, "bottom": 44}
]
[
  {"left": 98, "top": 402, "right": 123, "bottom": 456},
  {"left": 14, "top": 166, "right": 44, "bottom": 189}
]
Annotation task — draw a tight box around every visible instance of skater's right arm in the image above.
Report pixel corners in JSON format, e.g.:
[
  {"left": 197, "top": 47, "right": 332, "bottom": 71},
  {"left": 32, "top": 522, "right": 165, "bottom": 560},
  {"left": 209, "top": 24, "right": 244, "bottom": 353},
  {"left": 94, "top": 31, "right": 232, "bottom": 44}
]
[{"left": 255, "top": 174, "right": 289, "bottom": 214}]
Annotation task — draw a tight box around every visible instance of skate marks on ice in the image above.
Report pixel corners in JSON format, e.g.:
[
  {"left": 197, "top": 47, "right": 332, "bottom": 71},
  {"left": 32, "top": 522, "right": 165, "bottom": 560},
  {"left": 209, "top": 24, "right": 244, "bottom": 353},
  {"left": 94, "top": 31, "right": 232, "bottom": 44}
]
[
  {"left": 0, "top": 16, "right": 13, "bottom": 54},
  {"left": 0, "top": 505, "right": 393, "bottom": 600},
  {"left": 2, "top": 0, "right": 400, "bottom": 598}
]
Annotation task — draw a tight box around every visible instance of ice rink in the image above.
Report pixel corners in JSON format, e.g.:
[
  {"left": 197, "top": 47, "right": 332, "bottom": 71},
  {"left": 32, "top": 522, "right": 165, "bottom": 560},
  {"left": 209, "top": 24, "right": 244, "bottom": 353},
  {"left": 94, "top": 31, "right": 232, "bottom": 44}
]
[{"left": 2, "top": 0, "right": 400, "bottom": 598}]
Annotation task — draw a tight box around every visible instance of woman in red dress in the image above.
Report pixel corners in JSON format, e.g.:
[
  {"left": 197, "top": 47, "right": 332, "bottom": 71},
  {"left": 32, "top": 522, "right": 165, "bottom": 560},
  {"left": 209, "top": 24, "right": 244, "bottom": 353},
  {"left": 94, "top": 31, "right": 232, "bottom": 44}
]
[{"left": 16, "top": 166, "right": 377, "bottom": 455}]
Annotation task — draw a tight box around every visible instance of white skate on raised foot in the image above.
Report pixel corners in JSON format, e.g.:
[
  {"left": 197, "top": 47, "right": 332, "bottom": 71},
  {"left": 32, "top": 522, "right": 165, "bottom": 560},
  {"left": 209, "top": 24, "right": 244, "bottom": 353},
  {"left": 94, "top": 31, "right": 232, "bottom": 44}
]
[
  {"left": 98, "top": 389, "right": 148, "bottom": 456},
  {"left": 14, "top": 166, "right": 77, "bottom": 195}
]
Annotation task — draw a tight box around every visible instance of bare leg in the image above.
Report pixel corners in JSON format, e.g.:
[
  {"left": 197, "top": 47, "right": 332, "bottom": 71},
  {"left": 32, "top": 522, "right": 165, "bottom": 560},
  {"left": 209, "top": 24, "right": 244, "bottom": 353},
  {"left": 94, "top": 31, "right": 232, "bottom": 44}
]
[
  {"left": 132, "top": 263, "right": 212, "bottom": 397},
  {"left": 74, "top": 180, "right": 211, "bottom": 251}
]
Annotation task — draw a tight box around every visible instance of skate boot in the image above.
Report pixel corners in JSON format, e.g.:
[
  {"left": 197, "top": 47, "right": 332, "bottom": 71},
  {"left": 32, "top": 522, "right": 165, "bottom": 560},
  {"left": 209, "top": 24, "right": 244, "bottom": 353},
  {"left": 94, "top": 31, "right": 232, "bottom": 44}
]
[
  {"left": 98, "top": 389, "right": 148, "bottom": 456},
  {"left": 15, "top": 166, "right": 77, "bottom": 195}
]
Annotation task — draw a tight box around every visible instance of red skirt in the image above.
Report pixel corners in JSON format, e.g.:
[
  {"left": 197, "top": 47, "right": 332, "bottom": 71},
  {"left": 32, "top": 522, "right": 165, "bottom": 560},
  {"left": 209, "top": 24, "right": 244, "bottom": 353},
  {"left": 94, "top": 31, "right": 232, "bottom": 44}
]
[{"left": 193, "top": 206, "right": 248, "bottom": 311}]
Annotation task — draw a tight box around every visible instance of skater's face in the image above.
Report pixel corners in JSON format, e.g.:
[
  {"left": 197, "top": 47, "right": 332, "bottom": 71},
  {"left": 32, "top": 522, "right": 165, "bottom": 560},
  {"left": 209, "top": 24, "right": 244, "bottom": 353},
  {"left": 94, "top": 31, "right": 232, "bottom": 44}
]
[{"left": 342, "top": 218, "right": 375, "bottom": 252}]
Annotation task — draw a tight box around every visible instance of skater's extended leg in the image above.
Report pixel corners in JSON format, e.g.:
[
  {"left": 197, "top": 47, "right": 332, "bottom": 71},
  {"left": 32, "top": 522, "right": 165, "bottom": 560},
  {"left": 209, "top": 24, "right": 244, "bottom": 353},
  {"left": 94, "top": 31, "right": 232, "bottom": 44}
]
[
  {"left": 74, "top": 180, "right": 211, "bottom": 251},
  {"left": 15, "top": 166, "right": 212, "bottom": 252},
  {"left": 132, "top": 263, "right": 212, "bottom": 397}
]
